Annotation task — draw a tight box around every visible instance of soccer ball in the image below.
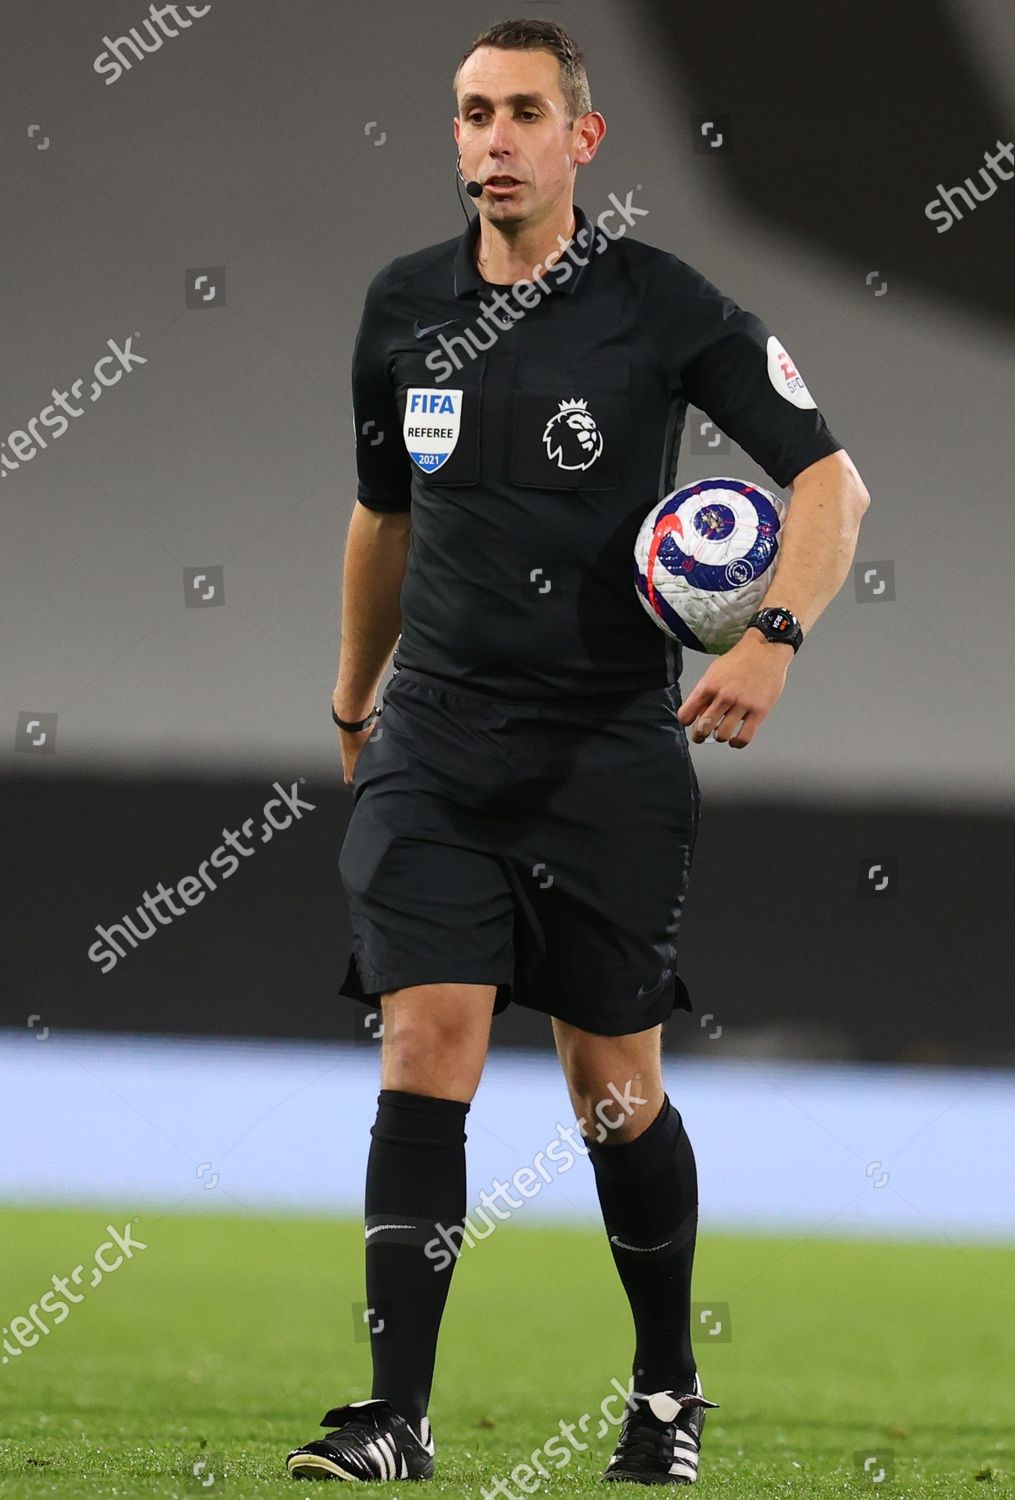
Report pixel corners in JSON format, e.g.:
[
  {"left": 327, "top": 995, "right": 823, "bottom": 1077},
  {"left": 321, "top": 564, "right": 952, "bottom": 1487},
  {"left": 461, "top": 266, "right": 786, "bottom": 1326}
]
[{"left": 633, "top": 477, "right": 788, "bottom": 654}]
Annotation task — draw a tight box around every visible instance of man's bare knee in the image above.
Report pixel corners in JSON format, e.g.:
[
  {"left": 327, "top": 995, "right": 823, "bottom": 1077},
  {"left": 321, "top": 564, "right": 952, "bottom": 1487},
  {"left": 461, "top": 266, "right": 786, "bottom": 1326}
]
[
  {"left": 552, "top": 1019, "right": 664, "bottom": 1143},
  {"left": 380, "top": 982, "right": 496, "bottom": 1102}
]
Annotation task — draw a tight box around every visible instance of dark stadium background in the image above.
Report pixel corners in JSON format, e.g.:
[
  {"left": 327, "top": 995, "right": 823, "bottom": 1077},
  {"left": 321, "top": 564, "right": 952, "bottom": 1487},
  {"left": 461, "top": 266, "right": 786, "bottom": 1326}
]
[{"left": 3, "top": 0, "right": 1013, "bottom": 1071}]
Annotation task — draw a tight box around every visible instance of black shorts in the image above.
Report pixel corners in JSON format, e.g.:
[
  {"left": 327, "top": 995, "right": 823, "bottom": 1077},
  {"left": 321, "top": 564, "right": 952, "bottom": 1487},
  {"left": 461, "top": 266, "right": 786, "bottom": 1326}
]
[{"left": 338, "top": 665, "right": 701, "bottom": 1036}]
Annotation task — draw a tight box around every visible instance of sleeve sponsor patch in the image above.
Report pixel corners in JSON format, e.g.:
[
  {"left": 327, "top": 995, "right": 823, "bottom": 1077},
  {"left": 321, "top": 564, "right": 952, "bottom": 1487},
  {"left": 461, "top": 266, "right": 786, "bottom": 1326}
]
[{"left": 766, "top": 336, "right": 816, "bottom": 410}]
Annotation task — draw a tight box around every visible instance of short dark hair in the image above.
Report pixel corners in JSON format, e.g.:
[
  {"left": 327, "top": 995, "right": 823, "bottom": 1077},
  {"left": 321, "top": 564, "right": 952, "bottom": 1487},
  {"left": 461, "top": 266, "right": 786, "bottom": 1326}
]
[{"left": 454, "top": 18, "right": 592, "bottom": 126}]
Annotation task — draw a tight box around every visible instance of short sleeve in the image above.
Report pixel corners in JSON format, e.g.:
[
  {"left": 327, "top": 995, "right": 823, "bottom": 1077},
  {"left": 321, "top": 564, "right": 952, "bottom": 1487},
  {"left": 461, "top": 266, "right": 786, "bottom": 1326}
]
[
  {"left": 658, "top": 258, "right": 845, "bottom": 489},
  {"left": 351, "top": 264, "right": 412, "bottom": 512}
]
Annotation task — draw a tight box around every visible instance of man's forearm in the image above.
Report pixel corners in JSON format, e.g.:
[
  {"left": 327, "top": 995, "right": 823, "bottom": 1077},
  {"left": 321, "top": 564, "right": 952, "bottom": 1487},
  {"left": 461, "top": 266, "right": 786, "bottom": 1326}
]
[
  {"left": 757, "top": 451, "right": 871, "bottom": 636},
  {"left": 333, "top": 504, "right": 411, "bottom": 717}
]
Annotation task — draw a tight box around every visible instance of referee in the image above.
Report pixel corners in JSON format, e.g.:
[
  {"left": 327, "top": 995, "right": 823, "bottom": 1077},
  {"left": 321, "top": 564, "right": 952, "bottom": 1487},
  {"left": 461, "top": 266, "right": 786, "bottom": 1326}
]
[{"left": 287, "top": 17, "right": 870, "bottom": 1486}]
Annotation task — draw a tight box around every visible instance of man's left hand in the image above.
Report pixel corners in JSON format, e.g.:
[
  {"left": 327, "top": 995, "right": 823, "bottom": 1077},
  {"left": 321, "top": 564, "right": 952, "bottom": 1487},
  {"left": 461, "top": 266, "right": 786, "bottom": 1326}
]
[{"left": 676, "top": 630, "right": 795, "bottom": 748}]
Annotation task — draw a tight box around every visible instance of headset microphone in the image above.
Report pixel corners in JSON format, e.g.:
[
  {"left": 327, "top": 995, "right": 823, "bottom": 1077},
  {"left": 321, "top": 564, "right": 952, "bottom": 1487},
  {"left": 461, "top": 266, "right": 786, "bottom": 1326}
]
[{"left": 455, "top": 152, "right": 484, "bottom": 218}]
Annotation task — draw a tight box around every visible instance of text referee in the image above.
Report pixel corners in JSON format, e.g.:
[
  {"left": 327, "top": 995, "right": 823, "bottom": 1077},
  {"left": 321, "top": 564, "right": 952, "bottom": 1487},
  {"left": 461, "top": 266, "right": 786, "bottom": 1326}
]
[{"left": 287, "top": 17, "right": 871, "bottom": 1486}]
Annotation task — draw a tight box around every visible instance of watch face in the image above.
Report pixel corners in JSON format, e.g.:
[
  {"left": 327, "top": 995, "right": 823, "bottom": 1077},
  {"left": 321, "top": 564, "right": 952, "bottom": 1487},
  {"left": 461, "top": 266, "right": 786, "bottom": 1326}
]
[{"left": 770, "top": 611, "right": 792, "bottom": 633}]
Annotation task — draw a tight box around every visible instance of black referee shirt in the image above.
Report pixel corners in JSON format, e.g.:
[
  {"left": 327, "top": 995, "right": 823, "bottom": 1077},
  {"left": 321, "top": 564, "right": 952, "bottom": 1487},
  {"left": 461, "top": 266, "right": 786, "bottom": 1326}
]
[{"left": 351, "top": 202, "right": 844, "bottom": 698}]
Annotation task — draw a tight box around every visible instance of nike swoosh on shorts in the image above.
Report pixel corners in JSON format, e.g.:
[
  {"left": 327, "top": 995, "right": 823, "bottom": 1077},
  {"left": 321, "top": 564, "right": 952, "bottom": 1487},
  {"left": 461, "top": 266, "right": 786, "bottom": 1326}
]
[{"left": 636, "top": 968, "right": 673, "bottom": 999}]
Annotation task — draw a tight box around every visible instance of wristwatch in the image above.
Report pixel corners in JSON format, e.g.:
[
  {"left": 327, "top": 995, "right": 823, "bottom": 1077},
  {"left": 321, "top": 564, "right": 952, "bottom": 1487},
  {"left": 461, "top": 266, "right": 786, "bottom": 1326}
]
[
  {"left": 331, "top": 703, "right": 381, "bottom": 732},
  {"left": 746, "top": 607, "right": 804, "bottom": 653}
]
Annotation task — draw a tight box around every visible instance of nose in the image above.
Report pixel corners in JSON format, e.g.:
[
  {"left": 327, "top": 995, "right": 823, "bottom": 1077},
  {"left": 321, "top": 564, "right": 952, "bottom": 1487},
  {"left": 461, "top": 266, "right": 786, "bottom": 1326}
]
[{"left": 487, "top": 109, "right": 517, "bottom": 159}]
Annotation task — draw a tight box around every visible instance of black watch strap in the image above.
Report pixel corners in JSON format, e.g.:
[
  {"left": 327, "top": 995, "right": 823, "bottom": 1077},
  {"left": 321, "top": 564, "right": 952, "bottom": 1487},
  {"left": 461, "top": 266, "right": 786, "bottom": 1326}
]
[
  {"left": 747, "top": 607, "right": 804, "bottom": 653},
  {"left": 331, "top": 703, "right": 380, "bottom": 732}
]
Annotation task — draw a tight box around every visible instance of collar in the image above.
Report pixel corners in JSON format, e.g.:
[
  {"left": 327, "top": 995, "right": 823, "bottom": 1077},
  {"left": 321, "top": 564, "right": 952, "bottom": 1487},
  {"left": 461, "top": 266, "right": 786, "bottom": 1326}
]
[{"left": 453, "top": 204, "right": 594, "bottom": 299}]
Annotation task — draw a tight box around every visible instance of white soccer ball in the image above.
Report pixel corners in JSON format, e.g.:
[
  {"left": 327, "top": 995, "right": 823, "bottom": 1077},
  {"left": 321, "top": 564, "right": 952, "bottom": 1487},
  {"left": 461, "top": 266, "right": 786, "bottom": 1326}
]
[{"left": 633, "top": 477, "right": 788, "bottom": 654}]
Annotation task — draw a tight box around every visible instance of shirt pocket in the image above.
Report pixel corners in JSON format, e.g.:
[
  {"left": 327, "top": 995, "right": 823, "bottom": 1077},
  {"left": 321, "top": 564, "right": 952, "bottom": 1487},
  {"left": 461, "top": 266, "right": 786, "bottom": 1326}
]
[
  {"left": 508, "top": 356, "right": 630, "bottom": 491},
  {"left": 395, "top": 352, "right": 486, "bottom": 487}
]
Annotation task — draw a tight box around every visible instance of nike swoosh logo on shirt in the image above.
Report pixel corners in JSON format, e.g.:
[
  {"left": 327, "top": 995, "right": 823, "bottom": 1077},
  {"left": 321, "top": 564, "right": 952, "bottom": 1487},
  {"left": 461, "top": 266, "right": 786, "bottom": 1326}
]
[
  {"left": 414, "top": 318, "right": 458, "bottom": 339},
  {"left": 365, "top": 1222, "right": 416, "bottom": 1239}
]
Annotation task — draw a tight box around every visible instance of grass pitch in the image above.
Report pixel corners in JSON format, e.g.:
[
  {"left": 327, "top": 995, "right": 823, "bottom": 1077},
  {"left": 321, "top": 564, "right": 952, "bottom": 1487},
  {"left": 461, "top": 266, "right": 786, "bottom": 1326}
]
[{"left": 0, "top": 1207, "right": 1011, "bottom": 1497}]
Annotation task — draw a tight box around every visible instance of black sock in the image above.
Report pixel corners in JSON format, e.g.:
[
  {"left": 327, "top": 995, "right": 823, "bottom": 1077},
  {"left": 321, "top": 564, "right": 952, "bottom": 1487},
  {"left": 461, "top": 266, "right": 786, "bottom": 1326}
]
[
  {"left": 364, "top": 1089, "right": 469, "bottom": 1424},
  {"left": 586, "top": 1095, "right": 698, "bottom": 1395}
]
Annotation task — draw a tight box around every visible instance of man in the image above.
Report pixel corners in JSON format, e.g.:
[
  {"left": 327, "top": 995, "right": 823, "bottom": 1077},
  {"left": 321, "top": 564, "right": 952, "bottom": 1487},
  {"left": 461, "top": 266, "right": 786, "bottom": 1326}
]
[{"left": 287, "top": 16, "right": 870, "bottom": 1486}]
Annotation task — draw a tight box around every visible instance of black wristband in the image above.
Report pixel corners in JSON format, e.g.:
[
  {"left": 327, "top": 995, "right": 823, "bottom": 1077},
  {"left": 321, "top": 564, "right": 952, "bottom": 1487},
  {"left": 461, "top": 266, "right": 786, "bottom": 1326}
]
[{"left": 331, "top": 703, "right": 380, "bottom": 733}]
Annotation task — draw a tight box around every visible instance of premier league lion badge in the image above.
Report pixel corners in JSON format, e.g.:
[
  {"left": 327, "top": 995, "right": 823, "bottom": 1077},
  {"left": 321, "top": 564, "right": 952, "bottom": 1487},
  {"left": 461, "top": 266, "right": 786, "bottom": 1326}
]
[{"left": 542, "top": 397, "right": 604, "bottom": 472}]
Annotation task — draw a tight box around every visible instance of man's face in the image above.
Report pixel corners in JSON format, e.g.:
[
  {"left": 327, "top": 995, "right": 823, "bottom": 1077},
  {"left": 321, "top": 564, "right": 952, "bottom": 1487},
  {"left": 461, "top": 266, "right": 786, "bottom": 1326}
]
[{"left": 454, "top": 47, "right": 583, "bottom": 226}]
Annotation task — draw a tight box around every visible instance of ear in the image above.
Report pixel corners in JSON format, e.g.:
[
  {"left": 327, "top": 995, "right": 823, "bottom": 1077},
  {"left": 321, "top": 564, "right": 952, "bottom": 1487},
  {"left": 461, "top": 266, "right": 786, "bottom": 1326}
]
[
  {"left": 453, "top": 115, "right": 462, "bottom": 148},
  {"left": 574, "top": 111, "right": 607, "bottom": 167}
]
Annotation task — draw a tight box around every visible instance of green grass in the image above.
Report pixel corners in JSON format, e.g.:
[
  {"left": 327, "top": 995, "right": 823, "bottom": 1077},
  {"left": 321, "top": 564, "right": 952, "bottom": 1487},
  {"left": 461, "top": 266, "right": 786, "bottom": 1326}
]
[{"left": 0, "top": 1207, "right": 1011, "bottom": 1497}]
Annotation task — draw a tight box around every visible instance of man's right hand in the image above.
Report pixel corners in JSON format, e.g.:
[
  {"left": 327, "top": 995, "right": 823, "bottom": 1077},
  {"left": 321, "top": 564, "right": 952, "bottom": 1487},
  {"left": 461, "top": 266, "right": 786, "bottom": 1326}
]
[
  {"left": 333, "top": 503, "right": 409, "bottom": 787},
  {"left": 337, "top": 719, "right": 378, "bottom": 787}
]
